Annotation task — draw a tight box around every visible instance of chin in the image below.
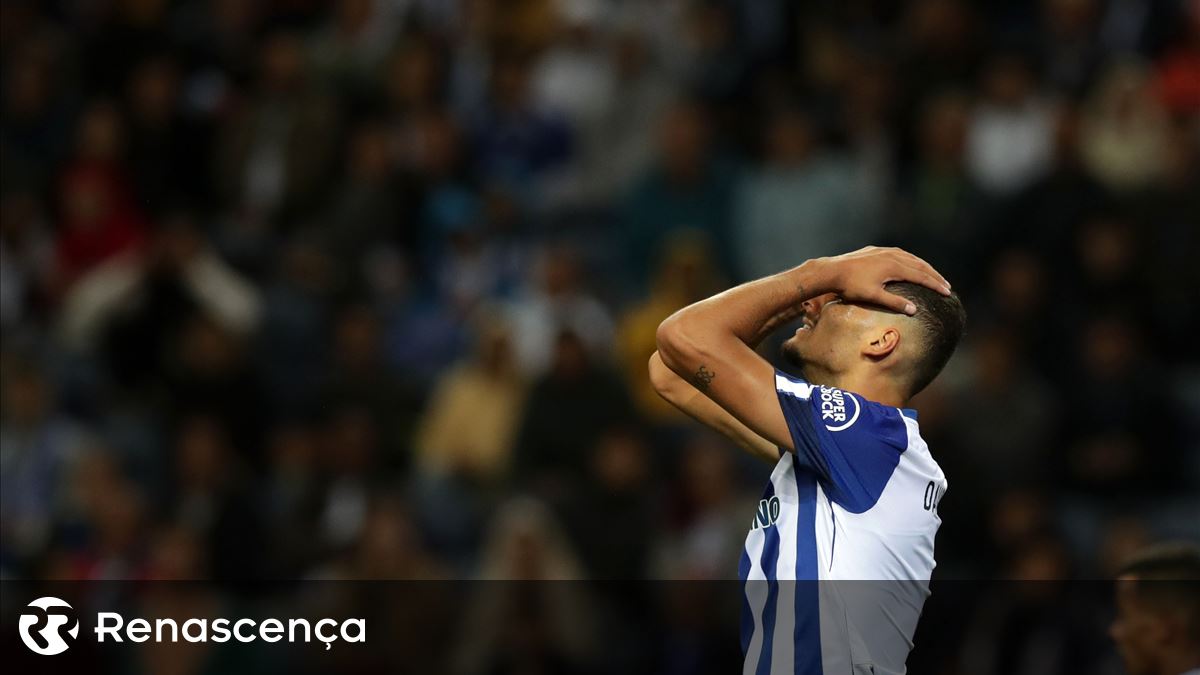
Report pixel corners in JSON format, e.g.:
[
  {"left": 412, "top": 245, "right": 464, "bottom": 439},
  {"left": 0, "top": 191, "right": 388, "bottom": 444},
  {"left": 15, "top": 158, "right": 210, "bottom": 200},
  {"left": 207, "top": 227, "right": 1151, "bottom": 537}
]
[{"left": 780, "top": 340, "right": 806, "bottom": 369}]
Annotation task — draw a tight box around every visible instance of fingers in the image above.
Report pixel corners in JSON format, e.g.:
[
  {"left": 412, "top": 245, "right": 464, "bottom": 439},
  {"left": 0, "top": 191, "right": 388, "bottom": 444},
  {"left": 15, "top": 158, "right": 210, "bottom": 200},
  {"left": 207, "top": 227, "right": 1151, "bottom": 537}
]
[
  {"left": 898, "top": 263, "right": 952, "bottom": 296},
  {"left": 871, "top": 259, "right": 944, "bottom": 313},
  {"left": 871, "top": 288, "right": 918, "bottom": 315},
  {"left": 835, "top": 247, "right": 952, "bottom": 307}
]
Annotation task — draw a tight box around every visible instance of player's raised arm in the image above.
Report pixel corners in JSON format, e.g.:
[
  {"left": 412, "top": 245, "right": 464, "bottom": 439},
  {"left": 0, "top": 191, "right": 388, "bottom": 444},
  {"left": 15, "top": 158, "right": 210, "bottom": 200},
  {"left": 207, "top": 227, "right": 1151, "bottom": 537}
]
[
  {"left": 654, "top": 247, "right": 951, "bottom": 451},
  {"left": 648, "top": 350, "right": 779, "bottom": 464}
]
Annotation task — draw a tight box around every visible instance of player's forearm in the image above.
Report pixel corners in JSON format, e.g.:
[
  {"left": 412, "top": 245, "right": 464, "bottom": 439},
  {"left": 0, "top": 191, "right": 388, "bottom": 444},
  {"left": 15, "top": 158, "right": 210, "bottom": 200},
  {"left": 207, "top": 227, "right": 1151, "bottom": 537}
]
[
  {"left": 648, "top": 352, "right": 779, "bottom": 464},
  {"left": 656, "top": 261, "right": 824, "bottom": 380}
]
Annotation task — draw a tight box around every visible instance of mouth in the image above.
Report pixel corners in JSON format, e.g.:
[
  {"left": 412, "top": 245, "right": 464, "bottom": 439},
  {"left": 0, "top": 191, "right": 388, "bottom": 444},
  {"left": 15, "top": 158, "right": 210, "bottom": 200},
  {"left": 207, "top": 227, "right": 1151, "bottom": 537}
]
[{"left": 797, "top": 317, "right": 816, "bottom": 332}]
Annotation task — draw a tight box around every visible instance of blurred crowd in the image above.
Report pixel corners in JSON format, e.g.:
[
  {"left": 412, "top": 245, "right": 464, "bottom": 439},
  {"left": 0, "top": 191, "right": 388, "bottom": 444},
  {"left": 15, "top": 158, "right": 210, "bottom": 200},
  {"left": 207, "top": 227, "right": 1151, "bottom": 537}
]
[{"left": 1, "top": 0, "right": 1198, "bottom": 599}]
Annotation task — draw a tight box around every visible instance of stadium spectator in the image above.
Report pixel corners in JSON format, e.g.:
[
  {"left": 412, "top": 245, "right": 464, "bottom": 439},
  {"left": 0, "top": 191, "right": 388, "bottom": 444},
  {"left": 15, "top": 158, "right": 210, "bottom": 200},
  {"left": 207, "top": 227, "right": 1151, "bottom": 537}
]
[
  {"left": 733, "top": 104, "right": 881, "bottom": 280},
  {"left": 513, "top": 328, "right": 632, "bottom": 505},
  {"left": 214, "top": 30, "right": 340, "bottom": 224},
  {"left": 415, "top": 311, "right": 525, "bottom": 483},
  {"left": 895, "top": 90, "right": 981, "bottom": 285},
  {"left": 965, "top": 54, "right": 1057, "bottom": 197},
  {"left": 1080, "top": 60, "right": 1171, "bottom": 192},
  {"left": 652, "top": 434, "right": 753, "bottom": 580},
  {"left": 615, "top": 233, "right": 723, "bottom": 422},
  {"left": 1110, "top": 543, "right": 1200, "bottom": 675},
  {"left": 505, "top": 246, "right": 613, "bottom": 376},
  {"left": 948, "top": 327, "right": 1057, "bottom": 495},
  {"left": 621, "top": 98, "right": 734, "bottom": 286},
  {"left": 0, "top": 365, "right": 89, "bottom": 567},
  {"left": 53, "top": 101, "right": 148, "bottom": 293},
  {"left": 566, "top": 428, "right": 655, "bottom": 580}
]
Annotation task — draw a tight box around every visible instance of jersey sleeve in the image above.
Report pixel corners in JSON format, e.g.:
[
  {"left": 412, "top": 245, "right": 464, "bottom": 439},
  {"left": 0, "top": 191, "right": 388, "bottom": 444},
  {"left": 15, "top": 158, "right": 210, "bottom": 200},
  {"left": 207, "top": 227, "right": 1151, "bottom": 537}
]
[{"left": 774, "top": 370, "right": 910, "bottom": 513}]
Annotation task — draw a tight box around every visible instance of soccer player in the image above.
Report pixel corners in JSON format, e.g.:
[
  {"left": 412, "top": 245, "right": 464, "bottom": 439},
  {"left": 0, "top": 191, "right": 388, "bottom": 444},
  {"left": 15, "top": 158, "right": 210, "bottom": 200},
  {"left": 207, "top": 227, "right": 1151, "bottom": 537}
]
[
  {"left": 1110, "top": 543, "right": 1200, "bottom": 675},
  {"left": 649, "top": 246, "right": 964, "bottom": 674}
]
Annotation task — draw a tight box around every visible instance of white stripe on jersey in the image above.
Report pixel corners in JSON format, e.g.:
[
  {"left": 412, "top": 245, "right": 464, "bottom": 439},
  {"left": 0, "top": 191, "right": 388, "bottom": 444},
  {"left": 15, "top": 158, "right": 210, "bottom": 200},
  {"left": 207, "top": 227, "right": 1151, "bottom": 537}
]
[{"left": 775, "top": 375, "right": 815, "bottom": 400}]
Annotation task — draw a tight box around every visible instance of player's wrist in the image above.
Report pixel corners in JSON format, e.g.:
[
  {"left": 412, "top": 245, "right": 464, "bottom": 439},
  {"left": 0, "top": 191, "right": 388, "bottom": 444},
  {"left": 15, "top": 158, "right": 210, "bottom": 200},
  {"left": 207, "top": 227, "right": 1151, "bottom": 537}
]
[{"left": 790, "top": 258, "right": 839, "bottom": 299}]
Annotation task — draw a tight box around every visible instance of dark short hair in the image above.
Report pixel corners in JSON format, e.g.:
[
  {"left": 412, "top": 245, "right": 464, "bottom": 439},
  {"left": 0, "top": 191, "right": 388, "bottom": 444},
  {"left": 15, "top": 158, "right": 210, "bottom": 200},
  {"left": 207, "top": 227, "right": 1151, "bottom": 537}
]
[
  {"left": 883, "top": 281, "right": 966, "bottom": 396},
  {"left": 1117, "top": 542, "right": 1200, "bottom": 634}
]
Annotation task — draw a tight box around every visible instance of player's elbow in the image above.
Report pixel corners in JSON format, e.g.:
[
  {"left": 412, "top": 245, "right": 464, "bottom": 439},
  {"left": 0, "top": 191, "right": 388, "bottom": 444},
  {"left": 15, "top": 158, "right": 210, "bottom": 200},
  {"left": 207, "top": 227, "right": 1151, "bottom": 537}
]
[
  {"left": 655, "top": 314, "right": 709, "bottom": 378},
  {"left": 648, "top": 351, "right": 679, "bottom": 400},
  {"left": 655, "top": 315, "right": 689, "bottom": 374}
]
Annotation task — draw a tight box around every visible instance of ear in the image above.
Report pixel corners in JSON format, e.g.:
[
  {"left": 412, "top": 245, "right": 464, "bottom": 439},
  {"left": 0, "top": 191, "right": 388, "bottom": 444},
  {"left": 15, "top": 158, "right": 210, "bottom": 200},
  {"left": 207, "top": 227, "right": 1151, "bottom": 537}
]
[{"left": 863, "top": 326, "right": 900, "bottom": 360}]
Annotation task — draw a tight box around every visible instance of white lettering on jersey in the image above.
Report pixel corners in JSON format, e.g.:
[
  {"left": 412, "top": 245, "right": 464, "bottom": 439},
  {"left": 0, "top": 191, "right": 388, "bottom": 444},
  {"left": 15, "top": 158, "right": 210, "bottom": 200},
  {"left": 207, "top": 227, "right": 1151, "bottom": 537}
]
[{"left": 818, "top": 386, "right": 860, "bottom": 431}]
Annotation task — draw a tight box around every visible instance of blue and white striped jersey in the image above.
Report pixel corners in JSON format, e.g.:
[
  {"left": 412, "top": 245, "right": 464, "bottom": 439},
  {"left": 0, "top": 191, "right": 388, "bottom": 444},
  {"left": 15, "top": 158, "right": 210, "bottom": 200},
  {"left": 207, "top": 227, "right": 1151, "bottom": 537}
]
[{"left": 739, "top": 371, "right": 947, "bottom": 675}]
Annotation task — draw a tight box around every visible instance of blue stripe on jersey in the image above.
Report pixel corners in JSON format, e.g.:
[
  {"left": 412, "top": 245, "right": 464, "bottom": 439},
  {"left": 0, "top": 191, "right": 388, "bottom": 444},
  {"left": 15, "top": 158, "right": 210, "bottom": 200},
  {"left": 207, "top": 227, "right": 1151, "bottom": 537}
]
[
  {"left": 793, "top": 457, "right": 823, "bottom": 675},
  {"left": 793, "top": 455, "right": 819, "bottom": 581},
  {"left": 757, "top": 585, "right": 780, "bottom": 675},
  {"left": 739, "top": 549, "right": 753, "bottom": 655},
  {"left": 756, "top": 524, "right": 781, "bottom": 675},
  {"left": 753, "top": 480, "right": 782, "bottom": 675}
]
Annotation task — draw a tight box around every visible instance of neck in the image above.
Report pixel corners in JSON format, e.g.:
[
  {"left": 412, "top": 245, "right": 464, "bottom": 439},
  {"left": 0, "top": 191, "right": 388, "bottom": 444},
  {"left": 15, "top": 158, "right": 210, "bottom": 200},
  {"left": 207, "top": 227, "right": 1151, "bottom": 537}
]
[{"left": 804, "top": 366, "right": 909, "bottom": 408}]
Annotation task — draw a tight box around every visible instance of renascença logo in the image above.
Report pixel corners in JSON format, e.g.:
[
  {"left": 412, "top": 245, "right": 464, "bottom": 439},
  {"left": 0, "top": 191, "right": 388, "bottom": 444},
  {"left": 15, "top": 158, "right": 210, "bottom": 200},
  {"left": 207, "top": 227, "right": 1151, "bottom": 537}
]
[
  {"left": 18, "top": 596, "right": 80, "bottom": 655},
  {"left": 16, "top": 598, "right": 366, "bottom": 654}
]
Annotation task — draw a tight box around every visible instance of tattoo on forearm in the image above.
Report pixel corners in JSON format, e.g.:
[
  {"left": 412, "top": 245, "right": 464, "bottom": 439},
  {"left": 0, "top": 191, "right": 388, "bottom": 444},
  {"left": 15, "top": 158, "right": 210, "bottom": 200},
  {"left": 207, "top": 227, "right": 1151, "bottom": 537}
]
[{"left": 694, "top": 365, "right": 716, "bottom": 391}]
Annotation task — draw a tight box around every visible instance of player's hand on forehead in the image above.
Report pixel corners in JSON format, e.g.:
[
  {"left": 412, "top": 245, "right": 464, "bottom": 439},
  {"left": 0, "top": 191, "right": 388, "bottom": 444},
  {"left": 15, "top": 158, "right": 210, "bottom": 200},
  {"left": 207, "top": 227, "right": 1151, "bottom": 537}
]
[{"left": 814, "top": 246, "right": 952, "bottom": 316}]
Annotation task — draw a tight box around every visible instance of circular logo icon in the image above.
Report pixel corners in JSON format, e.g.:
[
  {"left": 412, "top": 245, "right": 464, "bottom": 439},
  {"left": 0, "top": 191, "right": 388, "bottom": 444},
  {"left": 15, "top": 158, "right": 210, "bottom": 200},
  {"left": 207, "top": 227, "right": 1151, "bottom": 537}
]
[
  {"left": 818, "top": 386, "right": 861, "bottom": 432},
  {"left": 18, "top": 596, "right": 79, "bottom": 655}
]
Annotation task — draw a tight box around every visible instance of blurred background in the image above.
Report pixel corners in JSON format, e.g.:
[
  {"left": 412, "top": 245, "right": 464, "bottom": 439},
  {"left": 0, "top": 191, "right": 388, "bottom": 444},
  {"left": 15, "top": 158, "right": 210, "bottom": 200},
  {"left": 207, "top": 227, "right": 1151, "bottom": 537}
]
[{"left": 2, "top": 0, "right": 1199, "bottom": 596}]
